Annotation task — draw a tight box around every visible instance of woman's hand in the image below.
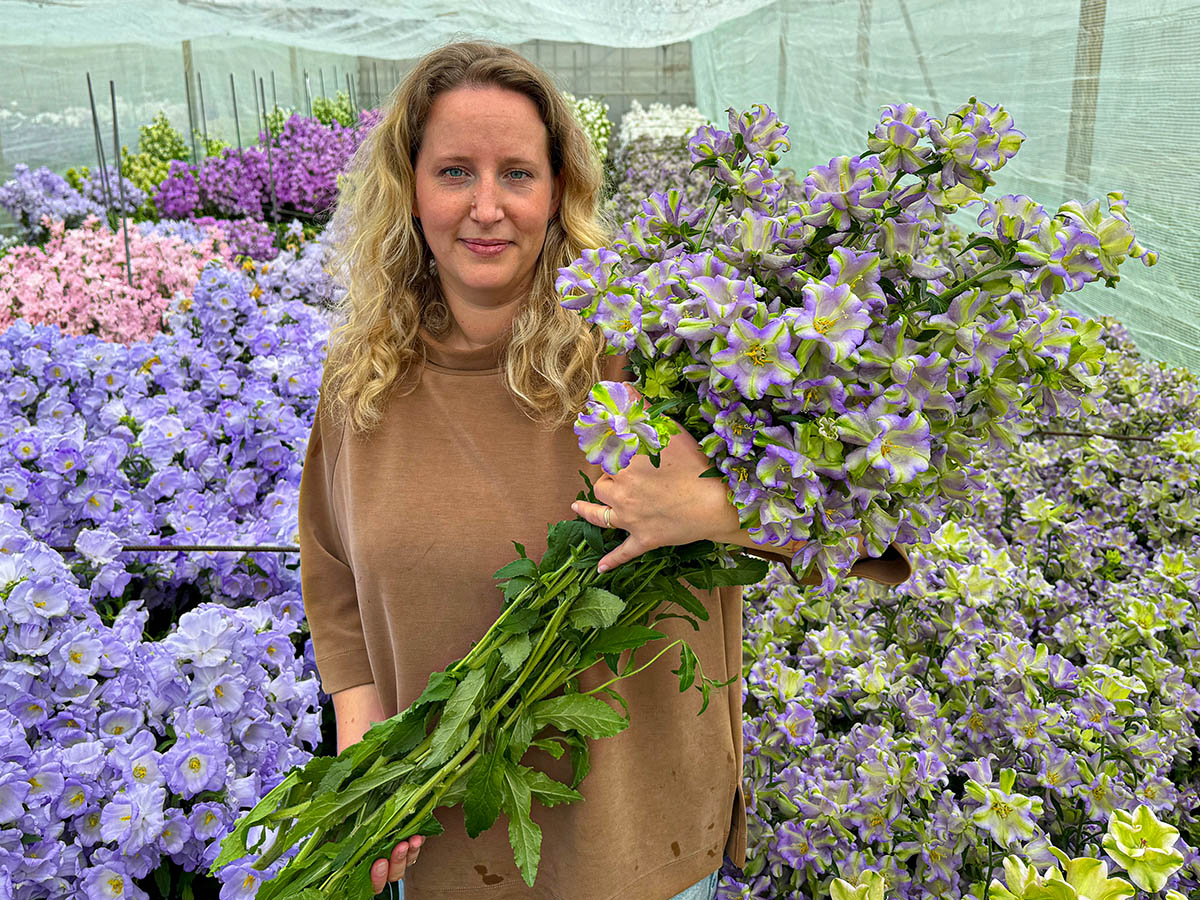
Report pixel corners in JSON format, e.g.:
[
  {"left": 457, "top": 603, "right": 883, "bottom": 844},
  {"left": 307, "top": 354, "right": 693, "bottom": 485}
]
[
  {"left": 572, "top": 416, "right": 746, "bottom": 573},
  {"left": 370, "top": 835, "right": 424, "bottom": 893}
]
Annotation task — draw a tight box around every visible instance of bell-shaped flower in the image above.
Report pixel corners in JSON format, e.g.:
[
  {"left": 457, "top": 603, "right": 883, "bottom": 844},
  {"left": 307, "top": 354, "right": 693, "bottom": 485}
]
[
  {"left": 729, "top": 103, "right": 791, "bottom": 162},
  {"left": 688, "top": 123, "right": 737, "bottom": 165},
  {"left": 591, "top": 290, "right": 649, "bottom": 355},
  {"left": 964, "top": 767, "right": 1044, "bottom": 848},
  {"left": 1016, "top": 219, "right": 1103, "bottom": 298},
  {"left": 1058, "top": 191, "right": 1157, "bottom": 278},
  {"left": 978, "top": 194, "right": 1049, "bottom": 243},
  {"left": 711, "top": 316, "right": 800, "bottom": 400},
  {"left": 803, "top": 155, "right": 888, "bottom": 230},
  {"left": 827, "top": 246, "right": 886, "bottom": 312},
  {"left": 790, "top": 280, "right": 872, "bottom": 365},
  {"left": 867, "top": 102, "right": 933, "bottom": 175},
  {"left": 574, "top": 381, "right": 661, "bottom": 476},
  {"left": 556, "top": 247, "right": 621, "bottom": 311},
  {"left": 1102, "top": 805, "right": 1186, "bottom": 892}
]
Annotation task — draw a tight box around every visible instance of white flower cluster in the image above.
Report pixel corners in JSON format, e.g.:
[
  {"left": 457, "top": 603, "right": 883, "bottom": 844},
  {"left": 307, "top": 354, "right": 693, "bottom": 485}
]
[
  {"left": 615, "top": 99, "right": 710, "bottom": 147},
  {"left": 564, "top": 92, "right": 614, "bottom": 161}
]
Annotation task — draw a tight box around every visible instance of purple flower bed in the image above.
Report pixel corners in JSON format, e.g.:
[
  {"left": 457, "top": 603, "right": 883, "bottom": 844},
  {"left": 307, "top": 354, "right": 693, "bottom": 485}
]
[
  {"left": 0, "top": 164, "right": 104, "bottom": 242},
  {"left": 727, "top": 320, "right": 1200, "bottom": 899}
]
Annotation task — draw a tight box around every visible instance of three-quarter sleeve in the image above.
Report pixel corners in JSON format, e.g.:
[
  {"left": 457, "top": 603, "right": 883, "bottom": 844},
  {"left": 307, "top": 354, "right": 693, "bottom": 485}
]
[{"left": 298, "top": 397, "right": 375, "bottom": 694}]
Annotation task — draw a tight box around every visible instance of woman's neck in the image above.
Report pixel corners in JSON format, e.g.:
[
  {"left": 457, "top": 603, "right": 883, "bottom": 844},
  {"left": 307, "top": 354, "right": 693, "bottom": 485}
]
[{"left": 439, "top": 284, "right": 526, "bottom": 351}]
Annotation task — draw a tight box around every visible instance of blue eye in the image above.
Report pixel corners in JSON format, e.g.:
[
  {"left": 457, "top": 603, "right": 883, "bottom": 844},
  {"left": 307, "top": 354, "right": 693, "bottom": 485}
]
[
  {"left": 509, "top": 170, "right": 532, "bottom": 181},
  {"left": 441, "top": 166, "right": 467, "bottom": 178}
]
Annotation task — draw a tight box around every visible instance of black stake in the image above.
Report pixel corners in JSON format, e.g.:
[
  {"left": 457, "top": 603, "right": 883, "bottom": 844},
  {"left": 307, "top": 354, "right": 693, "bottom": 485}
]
[
  {"left": 197, "top": 72, "right": 209, "bottom": 151},
  {"left": 108, "top": 80, "right": 133, "bottom": 287},
  {"left": 271, "top": 70, "right": 278, "bottom": 112},
  {"left": 319, "top": 68, "right": 326, "bottom": 101},
  {"left": 345, "top": 72, "right": 355, "bottom": 113},
  {"left": 304, "top": 70, "right": 312, "bottom": 118},
  {"left": 259, "top": 77, "right": 279, "bottom": 220},
  {"left": 251, "top": 68, "right": 262, "bottom": 138},
  {"left": 373, "top": 61, "right": 380, "bottom": 107},
  {"left": 230, "top": 72, "right": 242, "bottom": 148},
  {"left": 84, "top": 73, "right": 115, "bottom": 217}
]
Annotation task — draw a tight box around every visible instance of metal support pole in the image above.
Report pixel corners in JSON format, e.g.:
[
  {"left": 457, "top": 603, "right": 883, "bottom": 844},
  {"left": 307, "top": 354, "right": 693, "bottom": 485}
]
[
  {"left": 109, "top": 81, "right": 133, "bottom": 287},
  {"left": 252, "top": 68, "right": 262, "bottom": 139},
  {"left": 230, "top": 73, "right": 242, "bottom": 148},
  {"left": 197, "top": 72, "right": 209, "bottom": 150},
  {"left": 373, "top": 61, "right": 380, "bottom": 107},
  {"left": 319, "top": 68, "right": 326, "bottom": 101},
  {"left": 304, "top": 70, "right": 312, "bottom": 117},
  {"left": 259, "top": 77, "right": 279, "bottom": 220},
  {"left": 85, "top": 73, "right": 115, "bottom": 216},
  {"left": 271, "top": 70, "right": 278, "bottom": 113},
  {"left": 182, "top": 40, "right": 198, "bottom": 162}
]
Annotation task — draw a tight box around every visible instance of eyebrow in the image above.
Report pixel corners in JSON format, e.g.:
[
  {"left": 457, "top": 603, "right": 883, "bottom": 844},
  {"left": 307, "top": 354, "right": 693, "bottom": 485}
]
[{"left": 429, "top": 154, "right": 544, "bottom": 169}]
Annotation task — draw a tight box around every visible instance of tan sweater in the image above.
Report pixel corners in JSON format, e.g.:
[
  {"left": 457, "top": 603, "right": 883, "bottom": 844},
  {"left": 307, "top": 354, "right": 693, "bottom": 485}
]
[{"left": 299, "top": 329, "right": 912, "bottom": 900}]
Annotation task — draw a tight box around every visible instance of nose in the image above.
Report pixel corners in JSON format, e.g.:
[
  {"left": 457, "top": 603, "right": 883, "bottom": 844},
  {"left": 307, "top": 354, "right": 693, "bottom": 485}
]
[{"left": 470, "top": 176, "right": 504, "bottom": 225}]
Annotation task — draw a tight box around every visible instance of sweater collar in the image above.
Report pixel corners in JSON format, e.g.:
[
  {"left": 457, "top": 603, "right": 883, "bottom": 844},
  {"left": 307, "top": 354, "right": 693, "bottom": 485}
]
[{"left": 418, "top": 326, "right": 506, "bottom": 372}]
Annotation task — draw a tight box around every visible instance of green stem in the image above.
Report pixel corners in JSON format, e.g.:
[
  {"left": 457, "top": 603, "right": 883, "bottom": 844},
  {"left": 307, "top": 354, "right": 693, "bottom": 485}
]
[
  {"left": 932, "top": 257, "right": 1021, "bottom": 307},
  {"left": 580, "top": 638, "right": 685, "bottom": 697}
]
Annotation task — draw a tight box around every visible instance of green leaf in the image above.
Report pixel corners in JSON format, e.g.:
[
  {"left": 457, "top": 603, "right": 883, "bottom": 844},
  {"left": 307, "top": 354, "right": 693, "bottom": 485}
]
[
  {"left": 531, "top": 737, "right": 565, "bottom": 759},
  {"left": 672, "top": 643, "right": 698, "bottom": 692},
  {"left": 653, "top": 611, "right": 700, "bottom": 631},
  {"left": 646, "top": 574, "right": 709, "bottom": 622},
  {"left": 498, "top": 605, "right": 539, "bottom": 634},
  {"left": 512, "top": 540, "right": 527, "bottom": 558},
  {"left": 576, "top": 469, "right": 599, "bottom": 504},
  {"left": 526, "top": 768, "right": 584, "bottom": 808},
  {"left": 564, "top": 733, "right": 591, "bottom": 788},
  {"left": 602, "top": 651, "right": 622, "bottom": 674},
  {"left": 379, "top": 705, "right": 431, "bottom": 758},
  {"left": 425, "top": 666, "right": 486, "bottom": 768},
  {"left": 463, "top": 743, "right": 507, "bottom": 838},
  {"left": 530, "top": 693, "right": 628, "bottom": 739},
  {"left": 499, "top": 632, "right": 533, "bottom": 676},
  {"left": 567, "top": 587, "right": 626, "bottom": 630},
  {"left": 494, "top": 558, "right": 539, "bottom": 580},
  {"left": 501, "top": 761, "right": 543, "bottom": 887},
  {"left": 503, "top": 575, "right": 535, "bottom": 604},
  {"left": 588, "top": 624, "right": 666, "bottom": 656},
  {"left": 413, "top": 670, "right": 458, "bottom": 706},
  {"left": 509, "top": 708, "right": 535, "bottom": 758},
  {"left": 154, "top": 863, "right": 171, "bottom": 897},
  {"left": 683, "top": 553, "right": 767, "bottom": 589}
]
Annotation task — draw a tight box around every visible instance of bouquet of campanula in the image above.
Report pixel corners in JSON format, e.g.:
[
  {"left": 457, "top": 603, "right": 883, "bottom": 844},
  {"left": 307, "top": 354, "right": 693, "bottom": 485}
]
[{"left": 558, "top": 100, "right": 1156, "bottom": 590}]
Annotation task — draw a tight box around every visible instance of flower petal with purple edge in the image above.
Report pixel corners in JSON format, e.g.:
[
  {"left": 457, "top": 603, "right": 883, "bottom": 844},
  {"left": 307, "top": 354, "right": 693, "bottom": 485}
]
[{"left": 574, "top": 381, "right": 660, "bottom": 476}]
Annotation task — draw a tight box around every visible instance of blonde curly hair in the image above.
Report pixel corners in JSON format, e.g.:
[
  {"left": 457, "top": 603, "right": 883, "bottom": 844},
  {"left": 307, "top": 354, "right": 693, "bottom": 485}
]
[{"left": 323, "top": 40, "right": 610, "bottom": 433}]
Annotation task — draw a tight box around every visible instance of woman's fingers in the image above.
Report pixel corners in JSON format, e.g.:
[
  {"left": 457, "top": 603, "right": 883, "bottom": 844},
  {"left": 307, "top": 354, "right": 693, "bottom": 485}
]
[{"left": 370, "top": 836, "right": 424, "bottom": 892}]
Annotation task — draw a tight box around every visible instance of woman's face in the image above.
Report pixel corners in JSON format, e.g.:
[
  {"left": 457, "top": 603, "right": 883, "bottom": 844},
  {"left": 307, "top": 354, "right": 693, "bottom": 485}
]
[{"left": 413, "top": 84, "right": 561, "bottom": 315}]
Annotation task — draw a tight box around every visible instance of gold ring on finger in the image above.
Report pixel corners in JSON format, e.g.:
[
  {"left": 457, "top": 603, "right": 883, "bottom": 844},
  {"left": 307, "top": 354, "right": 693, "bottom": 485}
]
[{"left": 603, "top": 506, "right": 612, "bottom": 528}]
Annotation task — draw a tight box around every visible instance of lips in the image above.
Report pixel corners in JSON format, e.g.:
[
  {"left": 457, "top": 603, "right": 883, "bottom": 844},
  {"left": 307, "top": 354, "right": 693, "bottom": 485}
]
[{"left": 461, "top": 238, "right": 511, "bottom": 256}]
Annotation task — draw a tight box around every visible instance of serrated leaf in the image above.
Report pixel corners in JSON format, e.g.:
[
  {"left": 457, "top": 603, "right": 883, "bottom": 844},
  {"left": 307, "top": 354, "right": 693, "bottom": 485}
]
[
  {"left": 379, "top": 705, "right": 430, "bottom": 758},
  {"left": 530, "top": 693, "right": 628, "bottom": 739},
  {"left": 647, "top": 574, "right": 709, "bottom": 622},
  {"left": 494, "top": 558, "right": 539, "bottom": 580},
  {"left": 672, "top": 643, "right": 697, "bottom": 692},
  {"left": 683, "top": 553, "right": 767, "bottom": 589},
  {"left": 602, "top": 651, "right": 621, "bottom": 674},
  {"left": 531, "top": 737, "right": 565, "bottom": 759},
  {"left": 463, "top": 746, "right": 507, "bottom": 837},
  {"left": 425, "top": 666, "right": 486, "bottom": 768},
  {"left": 525, "top": 768, "right": 584, "bottom": 808},
  {"left": 588, "top": 624, "right": 665, "bottom": 656},
  {"left": 565, "top": 733, "right": 591, "bottom": 788},
  {"left": 509, "top": 708, "right": 535, "bottom": 758},
  {"left": 503, "top": 575, "right": 535, "bottom": 604},
  {"left": 501, "top": 762, "right": 542, "bottom": 887},
  {"left": 499, "top": 632, "right": 532, "bottom": 676},
  {"left": 498, "top": 605, "right": 539, "bottom": 634},
  {"left": 567, "top": 586, "right": 626, "bottom": 630},
  {"left": 413, "top": 670, "right": 458, "bottom": 706}
]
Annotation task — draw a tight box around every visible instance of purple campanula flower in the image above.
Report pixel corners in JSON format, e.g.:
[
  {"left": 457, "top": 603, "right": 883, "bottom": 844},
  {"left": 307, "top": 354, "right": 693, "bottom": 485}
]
[
  {"left": 803, "top": 155, "right": 887, "bottom": 230},
  {"left": 574, "top": 381, "right": 662, "bottom": 476},
  {"left": 711, "top": 317, "right": 800, "bottom": 400},
  {"left": 788, "top": 280, "right": 872, "bottom": 365}
]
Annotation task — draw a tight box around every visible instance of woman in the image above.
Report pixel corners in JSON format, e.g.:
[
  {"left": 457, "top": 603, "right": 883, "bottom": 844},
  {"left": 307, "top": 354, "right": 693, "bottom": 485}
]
[{"left": 300, "top": 41, "right": 910, "bottom": 900}]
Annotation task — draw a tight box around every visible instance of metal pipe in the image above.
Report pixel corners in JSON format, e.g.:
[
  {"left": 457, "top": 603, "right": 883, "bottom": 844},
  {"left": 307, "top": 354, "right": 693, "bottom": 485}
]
[
  {"left": 260, "top": 77, "right": 279, "bottom": 219},
  {"left": 108, "top": 80, "right": 133, "bottom": 287},
  {"left": 84, "top": 72, "right": 115, "bottom": 216},
  {"left": 230, "top": 72, "right": 242, "bottom": 148},
  {"left": 196, "top": 71, "right": 209, "bottom": 151}
]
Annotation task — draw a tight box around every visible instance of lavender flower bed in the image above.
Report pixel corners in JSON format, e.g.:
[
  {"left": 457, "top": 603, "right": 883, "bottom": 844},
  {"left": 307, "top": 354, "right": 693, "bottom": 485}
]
[{"left": 727, "top": 320, "right": 1200, "bottom": 899}]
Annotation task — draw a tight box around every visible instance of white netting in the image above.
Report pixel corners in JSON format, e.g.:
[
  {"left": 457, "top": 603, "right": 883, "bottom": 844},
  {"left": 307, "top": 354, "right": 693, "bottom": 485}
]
[{"left": 692, "top": 0, "right": 1200, "bottom": 371}]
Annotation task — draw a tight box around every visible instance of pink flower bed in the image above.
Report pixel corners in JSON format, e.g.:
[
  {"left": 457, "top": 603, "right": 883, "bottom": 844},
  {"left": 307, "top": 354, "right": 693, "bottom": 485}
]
[{"left": 0, "top": 216, "right": 231, "bottom": 342}]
